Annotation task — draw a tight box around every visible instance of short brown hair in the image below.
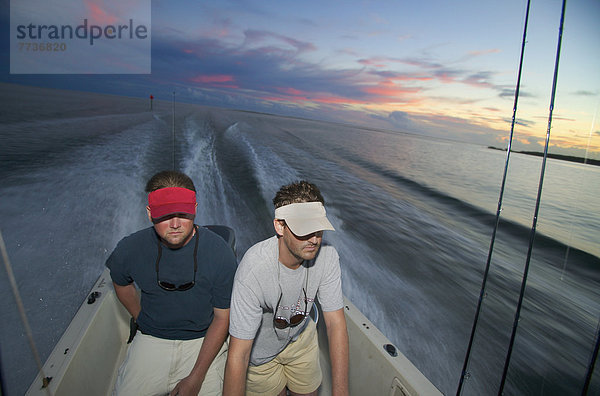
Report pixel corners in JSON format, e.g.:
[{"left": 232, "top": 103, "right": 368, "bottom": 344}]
[
  {"left": 273, "top": 180, "right": 325, "bottom": 209},
  {"left": 145, "top": 170, "right": 196, "bottom": 193}
]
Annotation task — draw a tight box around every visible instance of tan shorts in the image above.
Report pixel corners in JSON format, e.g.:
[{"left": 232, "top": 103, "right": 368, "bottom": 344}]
[
  {"left": 246, "top": 320, "right": 322, "bottom": 396},
  {"left": 113, "top": 332, "right": 228, "bottom": 396}
]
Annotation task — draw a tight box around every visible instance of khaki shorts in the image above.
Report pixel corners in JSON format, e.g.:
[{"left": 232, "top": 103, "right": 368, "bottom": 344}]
[
  {"left": 246, "top": 320, "right": 322, "bottom": 396},
  {"left": 113, "top": 332, "right": 228, "bottom": 396}
]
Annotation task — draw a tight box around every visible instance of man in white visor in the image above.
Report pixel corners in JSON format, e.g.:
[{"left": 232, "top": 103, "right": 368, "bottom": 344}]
[{"left": 225, "top": 180, "right": 348, "bottom": 396}]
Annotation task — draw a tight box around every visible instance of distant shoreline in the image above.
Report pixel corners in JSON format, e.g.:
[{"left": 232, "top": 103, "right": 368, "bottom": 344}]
[{"left": 488, "top": 146, "right": 600, "bottom": 167}]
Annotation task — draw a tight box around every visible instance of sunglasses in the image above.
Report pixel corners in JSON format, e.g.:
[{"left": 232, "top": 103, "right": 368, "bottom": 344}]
[
  {"left": 273, "top": 287, "right": 308, "bottom": 329},
  {"left": 155, "top": 225, "right": 198, "bottom": 291}
]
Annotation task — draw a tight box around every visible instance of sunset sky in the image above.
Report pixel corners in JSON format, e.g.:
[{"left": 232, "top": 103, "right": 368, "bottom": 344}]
[{"left": 2, "top": 0, "right": 599, "bottom": 159}]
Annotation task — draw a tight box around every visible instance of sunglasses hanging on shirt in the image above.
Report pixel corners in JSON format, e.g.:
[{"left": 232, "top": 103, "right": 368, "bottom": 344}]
[
  {"left": 155, "top": 225, "right": 198, "bottom": 291},
  {"left": 273, "top": 265, "right": 309, "bottom": 329}
]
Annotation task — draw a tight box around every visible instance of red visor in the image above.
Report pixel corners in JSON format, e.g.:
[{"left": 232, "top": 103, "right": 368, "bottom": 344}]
[{"left": 148, "top": 187, "right": 196, "bottom": 219}]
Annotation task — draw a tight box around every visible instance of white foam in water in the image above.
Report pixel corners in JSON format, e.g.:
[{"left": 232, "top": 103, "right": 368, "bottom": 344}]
[
  {"left": 181, "top": 116, "right": 231, "bottom": 225},
  {"left": 231, "top": 121, "right": 300, "bottom": 206}
]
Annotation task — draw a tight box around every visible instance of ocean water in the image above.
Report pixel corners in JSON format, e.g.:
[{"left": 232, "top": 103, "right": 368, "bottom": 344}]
[{"left": 1, "top": 84, "right": 599, "bottom": 395}]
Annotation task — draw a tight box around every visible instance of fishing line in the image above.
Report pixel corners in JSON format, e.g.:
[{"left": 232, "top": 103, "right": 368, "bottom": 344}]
[
  {"left": 172, "top": 90, "right": 176, "bottom": 170},
  {"left": 456, "top": 0, "right": 532, "bottom": 393},
  {"left": 582, "top": 316, "right": 600, "bottom": 395},
  {"left": 578, "top": 101, "right": 600, "bottom": 394},
  {"left": 498, "top": 0, "right": 567, "bottom": 393},
  {"left": 0, "top": 229, "right": 54, "bottom": 396},
  {"left": 560, "top": 99, "right": 599, "bottom": 280}
]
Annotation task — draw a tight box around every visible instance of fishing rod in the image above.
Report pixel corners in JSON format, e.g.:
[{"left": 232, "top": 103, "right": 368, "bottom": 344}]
[
  {"left": 0, "top": 229, "right": 54, "bottom": 396},
  {"left": 582, "top": 317, "right": 600, "bottom": 395},
  {"left": 455, "top": 0, "right": 531, "bottom": 393},
  {"left": 497, "top": 0, "right": 567, "bottom": 393}
]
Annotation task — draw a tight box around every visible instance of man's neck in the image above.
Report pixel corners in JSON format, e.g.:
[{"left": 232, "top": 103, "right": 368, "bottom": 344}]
[{"left": 278, "top": 241, "right": 303, "bottom": 269}]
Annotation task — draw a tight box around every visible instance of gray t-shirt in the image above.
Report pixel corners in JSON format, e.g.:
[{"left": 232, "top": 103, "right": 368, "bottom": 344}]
[{"left": 229, "top": 236, "right": 343, "bottom": 365}]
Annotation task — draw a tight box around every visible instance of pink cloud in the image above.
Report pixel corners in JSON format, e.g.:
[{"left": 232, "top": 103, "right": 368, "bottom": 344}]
[
  {"left": 276, "top": 87, "right": 306, "bottom": 96},
  {"left": 313, "top": 96, "right": 366, "bottom": 105},
  {"left": 437, "top": 72, "right": 457, "bottom": 84},
  {"left": 362, "top": 80, "right": 421, "bottom": 101},
  {"left": 85, "top": 1, "right": 118, "bottom": 24},
  {"left": 190, "top": 74, "right": 238, "bottom": 89},
  {"left": 358, "top": 58, "right": 388, "bottom": 68},
  {"left": 468, "top": 49, "right": 501, "bottom": 56},
  {"left": 192, "top": 75, "right": 234, "bottom": 83}
]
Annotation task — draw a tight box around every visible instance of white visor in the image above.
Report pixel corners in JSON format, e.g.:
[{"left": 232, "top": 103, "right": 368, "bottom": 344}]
[{"left": 274, "top": 202, "right": 335, "bottom": 236}]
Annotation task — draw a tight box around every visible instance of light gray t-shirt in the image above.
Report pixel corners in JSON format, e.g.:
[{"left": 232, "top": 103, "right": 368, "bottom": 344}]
[{"left": 229, "top": 236, "right": 343, "bottom": 365}]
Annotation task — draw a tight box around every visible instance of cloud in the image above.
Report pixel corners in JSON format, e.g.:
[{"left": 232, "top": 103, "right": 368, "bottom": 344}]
[
  {"left": 397, "top": 57, "right": 444, "bottom": 69},
  {"left": 190, "top": 74, "right": 238, "bottom": 89},
  {"left": 150, "top": 30, "right": 436, "bottom": 110},
  {"left": 243, "top": 29, "right": 317, "bottom": 53},
  {"left": 500, "top": 117, "right": 535, "bottom": 128},
  {"left": 135, "top": 28, "right": 535, "bottom": 150},
  {"left": 147, "top": 25, "right": 519, "bottom": 118},
  {"left": 387, "top": 111, "right": 419, "bottom": 131},
  {"left": 85, "top": 0, "right": 118, "bottom": 24},
  {"left": 369, "top": 70, "right": 431, "bottom": 82},
  {"left": 358, "top": 58, "right": 388, "bottom": 68},
  {"left": 452, "top": 48, "right": 501, "bottom": 64},
  {"left": 358, "top": 54, "right": 508, "bottom": 93},
  {"left": 468, "top": 49, "right": 502, "bottom": 56},
  {"left": 462, "top": 71, "right": 496, "bottom": 89},
  {"left": 573, "top": 90, "right": 597, "bottom": 97}
]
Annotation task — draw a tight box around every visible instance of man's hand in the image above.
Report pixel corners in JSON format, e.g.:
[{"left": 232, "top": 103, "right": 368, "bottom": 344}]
[
  {"left": 169, "top": 307, "right": 230, "bottom": 396},
  {"left": 169, "top": 375, "right": 202, "bottom": 396}
]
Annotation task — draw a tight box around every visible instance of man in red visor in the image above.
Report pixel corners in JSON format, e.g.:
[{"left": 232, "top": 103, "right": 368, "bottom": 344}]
[{"left": 106, "top": 170, "right": 237, "bottom": 396}]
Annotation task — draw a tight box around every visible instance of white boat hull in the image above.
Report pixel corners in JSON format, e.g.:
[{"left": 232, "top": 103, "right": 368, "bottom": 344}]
[{"left": 26, "top": 269, "right": 442, "bottom": 396}]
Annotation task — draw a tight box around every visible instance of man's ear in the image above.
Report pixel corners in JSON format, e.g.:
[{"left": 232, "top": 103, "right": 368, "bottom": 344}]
[
  {"left": 146, "top": 206, "right": 153, "bottom": 222},
  {"left": 273, "top": 219, "right": 285, "bottom": 237}
]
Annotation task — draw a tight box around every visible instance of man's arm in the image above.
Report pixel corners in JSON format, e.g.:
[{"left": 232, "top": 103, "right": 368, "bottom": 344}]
[
  {"left": 223, "top": 335, "right": 254, "bottom": 396},
  {"left": 113, "top": 282, "right": 141, "bottom": 320},
  {"left": 170, "top": 307, "right": 231, "bottom": 396},
  {"left": 323, "top": 308, "right": 349, "bottom": 396}
]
